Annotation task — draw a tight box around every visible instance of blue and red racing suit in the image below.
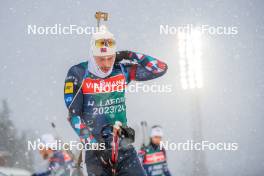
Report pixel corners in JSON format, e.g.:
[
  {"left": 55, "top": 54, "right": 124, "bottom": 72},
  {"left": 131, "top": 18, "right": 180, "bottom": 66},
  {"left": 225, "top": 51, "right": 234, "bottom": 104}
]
[
  {"left": 138, "top": 143, "right": 171, "bottom": 176},
  {"left": 64, "top": 50, "right": 167, "bottom": 142},
  {"left": 64, "top": 50, "right": 167, "bottom": 175}
]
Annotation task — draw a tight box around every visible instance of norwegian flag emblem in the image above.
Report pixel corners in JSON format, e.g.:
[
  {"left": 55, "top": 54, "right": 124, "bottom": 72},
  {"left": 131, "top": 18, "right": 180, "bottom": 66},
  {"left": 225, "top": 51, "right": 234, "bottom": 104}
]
[{"left": 100, "top": 48, "right": 107, "bottom": 52}]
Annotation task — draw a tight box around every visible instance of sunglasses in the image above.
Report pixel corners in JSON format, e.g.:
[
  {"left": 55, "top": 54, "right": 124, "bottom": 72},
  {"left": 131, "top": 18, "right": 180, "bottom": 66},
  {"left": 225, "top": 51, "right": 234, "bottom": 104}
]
[{"left": 95, "top": 39, "right": 116, "bottom": 48}]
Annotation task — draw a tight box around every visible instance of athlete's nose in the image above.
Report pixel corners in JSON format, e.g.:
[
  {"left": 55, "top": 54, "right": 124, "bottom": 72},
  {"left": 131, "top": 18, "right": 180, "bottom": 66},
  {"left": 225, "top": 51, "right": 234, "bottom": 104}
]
[{"left": 103, "top": 59, "right": 112, "bottom": 68}]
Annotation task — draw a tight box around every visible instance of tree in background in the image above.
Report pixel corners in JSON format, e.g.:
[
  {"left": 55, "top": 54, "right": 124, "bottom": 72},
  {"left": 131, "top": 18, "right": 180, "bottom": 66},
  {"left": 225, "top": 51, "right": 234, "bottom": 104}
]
[{"left": 0, "top": 99, "right": 34, "bottom": 171}]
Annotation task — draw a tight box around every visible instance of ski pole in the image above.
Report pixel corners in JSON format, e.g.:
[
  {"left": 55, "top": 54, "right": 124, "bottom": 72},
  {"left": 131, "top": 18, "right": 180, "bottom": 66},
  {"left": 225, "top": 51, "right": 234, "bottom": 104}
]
[
  {"left": 140, "top": 121, "right": 148, "bottom": 148},
  {"left": 51, "top": 122, "right": 85, "bottom": 176},
  {"left": 95, "top": 11, "right": 109, "bottom": 28},
  {"left": 50, "top": 122, "right": 76, "bottom": 161},
  {"left": 111, "top": 121, "right": 122, "bottom": 176}
]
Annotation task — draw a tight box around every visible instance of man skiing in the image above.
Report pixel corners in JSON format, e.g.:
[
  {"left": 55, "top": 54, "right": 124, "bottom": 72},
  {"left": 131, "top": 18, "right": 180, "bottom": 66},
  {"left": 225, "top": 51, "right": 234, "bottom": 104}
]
[
  {"left": 138, "top": 126, "right": 171, "bottom": 176},
  {"left": 64, "top": 25, "right": 168, "bottom": 175},
  {"left": 32, "top": 134, "right": 75, "bottom": 176}
]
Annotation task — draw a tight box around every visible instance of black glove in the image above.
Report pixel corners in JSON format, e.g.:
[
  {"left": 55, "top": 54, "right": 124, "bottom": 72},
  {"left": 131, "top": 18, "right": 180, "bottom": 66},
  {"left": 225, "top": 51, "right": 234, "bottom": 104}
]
[
  {"left": 100, "top": 125, "right": 114, "bottom": 149},
  {"left": 100, "top": 124, "right": 135, "bottom": 143},
  {"left": 120, "top": 126, "right": 135, "bottom": 143},
  {"left": 115, "top": 51, "right": 130, "bottom": 64},
  {"left": 97, "top": 125, "right": 135, "bottom": 166}
]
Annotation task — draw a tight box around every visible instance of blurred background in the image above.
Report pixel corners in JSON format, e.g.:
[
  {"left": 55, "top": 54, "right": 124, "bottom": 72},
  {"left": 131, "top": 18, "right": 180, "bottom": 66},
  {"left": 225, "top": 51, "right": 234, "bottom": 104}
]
[{"left": 0, "top": 0, "right": 264, "bottom": 175}]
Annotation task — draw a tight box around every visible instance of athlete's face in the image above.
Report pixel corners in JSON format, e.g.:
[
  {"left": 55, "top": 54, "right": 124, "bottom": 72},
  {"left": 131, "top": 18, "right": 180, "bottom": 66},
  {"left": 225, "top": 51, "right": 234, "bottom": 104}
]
[
  {"left": 94, "top": 54, "right": 116, "bottom": 73},
  {"left": 39, "top": 148, "right": 52, "bottom": 160},
  {"left": 151, "top": 136, "right": 162, "bottom": 145}
]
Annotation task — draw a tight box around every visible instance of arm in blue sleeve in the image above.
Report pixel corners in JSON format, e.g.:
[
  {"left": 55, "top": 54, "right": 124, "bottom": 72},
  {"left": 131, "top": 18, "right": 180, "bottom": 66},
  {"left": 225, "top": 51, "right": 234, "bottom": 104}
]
[
  {"left": 64, "top": 65, "right": 97, "bottom": 144},
  {"left": 116, "top": 51, "right": 168, "bottom": 82}
]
